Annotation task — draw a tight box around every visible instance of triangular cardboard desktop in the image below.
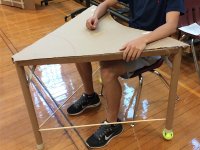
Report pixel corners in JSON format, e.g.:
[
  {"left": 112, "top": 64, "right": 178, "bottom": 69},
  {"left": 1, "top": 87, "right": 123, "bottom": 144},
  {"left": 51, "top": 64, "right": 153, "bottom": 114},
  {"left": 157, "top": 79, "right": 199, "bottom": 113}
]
[{"left": 12, "top": 5, "right": 188, "bottom": 64}]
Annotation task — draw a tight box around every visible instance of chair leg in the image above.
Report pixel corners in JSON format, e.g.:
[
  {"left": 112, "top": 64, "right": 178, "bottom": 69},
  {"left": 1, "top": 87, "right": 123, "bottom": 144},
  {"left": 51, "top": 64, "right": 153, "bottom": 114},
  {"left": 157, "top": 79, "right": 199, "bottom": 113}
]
[
  {"left": 150, "top": 70, "right": 179, "bottom": 101},
  {"left": 151, "top": 70, "right": 170, "bottom": 89},
  {"left": 179, "top": 34, "right": 187, "bottom": 41},
  {"left": 164, "top": 56, "right": 172, "bottom": 69},
  {"left": 191, "top": 39, "right": 200, "bottom": 82},
  {"left": 124, "top": 89, "right": 137, "bottom": 120},
  {"left": 131, "top": 74, "right": 143, "bottom": 127},
  {"left": 99, "top": 84, "right": 104, "bottom": 96}
]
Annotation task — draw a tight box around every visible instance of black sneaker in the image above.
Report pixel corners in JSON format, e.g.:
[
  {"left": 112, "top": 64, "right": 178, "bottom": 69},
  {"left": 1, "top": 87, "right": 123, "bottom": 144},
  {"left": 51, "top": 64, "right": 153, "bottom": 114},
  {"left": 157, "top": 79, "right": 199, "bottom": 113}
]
[
  {"left": 86, "top": 120, "right": 123, "bottom": 148},
  {"left": 67, "top": 93, "right": 101, "bottom": 115}
]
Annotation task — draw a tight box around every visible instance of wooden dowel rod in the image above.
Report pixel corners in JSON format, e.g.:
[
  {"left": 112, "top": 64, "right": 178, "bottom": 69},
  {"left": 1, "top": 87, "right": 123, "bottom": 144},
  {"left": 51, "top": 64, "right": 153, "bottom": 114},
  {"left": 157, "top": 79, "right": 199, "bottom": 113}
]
[
  {"left": 39, "top": 67, "right": 100, "bottom": 128},
  {"left": 39, "top": 118, "right": 166, "bottom": 132}
]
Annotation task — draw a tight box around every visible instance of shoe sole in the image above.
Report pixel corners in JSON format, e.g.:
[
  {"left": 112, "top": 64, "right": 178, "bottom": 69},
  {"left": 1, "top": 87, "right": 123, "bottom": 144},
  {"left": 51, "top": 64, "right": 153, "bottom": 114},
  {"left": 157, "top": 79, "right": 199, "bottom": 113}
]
[
  {"left": 85, "top": 127, "right": 124, "bottom": 149},
  {"left": 67, "top": 101, "right": 101, "bottom": 116}
]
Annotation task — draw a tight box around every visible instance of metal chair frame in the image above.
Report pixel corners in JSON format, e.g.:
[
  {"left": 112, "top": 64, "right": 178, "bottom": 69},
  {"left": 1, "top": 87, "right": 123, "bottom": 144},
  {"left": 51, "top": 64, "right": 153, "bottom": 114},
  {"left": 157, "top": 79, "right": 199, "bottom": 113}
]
[
  {"left": 99, "top": 59, "right": 176, "bottom": 122},
  {"left": 178, "top": 0, "right": 200, "bottom": 81}
]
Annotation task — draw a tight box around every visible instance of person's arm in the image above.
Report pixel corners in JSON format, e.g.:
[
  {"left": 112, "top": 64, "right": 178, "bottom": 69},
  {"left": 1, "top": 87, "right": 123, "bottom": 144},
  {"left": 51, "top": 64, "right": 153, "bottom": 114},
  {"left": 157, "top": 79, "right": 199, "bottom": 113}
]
[
  {"left": 86, "top": 0, "right": 118, "bottom": 30},
  {"left": 142, "top": 11, "right": 180, "bottom": 44},
  {"left": 121, "top": 11, "right": 180, "bottom": 62}
]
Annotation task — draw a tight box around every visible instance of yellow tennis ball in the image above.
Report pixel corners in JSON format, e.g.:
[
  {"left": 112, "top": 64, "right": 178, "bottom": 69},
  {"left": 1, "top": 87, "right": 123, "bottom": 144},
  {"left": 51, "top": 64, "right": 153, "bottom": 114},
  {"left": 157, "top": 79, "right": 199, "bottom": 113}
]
[{"left": 163, "top": 129, "right": 173, "bottom": 140}]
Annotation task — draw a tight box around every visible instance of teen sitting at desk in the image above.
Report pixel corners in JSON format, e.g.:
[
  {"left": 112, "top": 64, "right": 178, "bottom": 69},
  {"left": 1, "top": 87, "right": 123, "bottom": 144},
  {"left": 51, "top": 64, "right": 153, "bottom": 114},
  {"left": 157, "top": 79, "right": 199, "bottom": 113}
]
[{"left": 67, "top": 0, "right": 184, "bottom": 148}]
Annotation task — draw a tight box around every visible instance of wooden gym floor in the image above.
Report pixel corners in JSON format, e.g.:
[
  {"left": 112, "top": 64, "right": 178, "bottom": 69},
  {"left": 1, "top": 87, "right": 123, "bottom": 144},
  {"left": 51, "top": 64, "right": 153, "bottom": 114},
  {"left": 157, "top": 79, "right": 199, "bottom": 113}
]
[{"left": 0, "top": 1, "right": 200, "bottom": 149}]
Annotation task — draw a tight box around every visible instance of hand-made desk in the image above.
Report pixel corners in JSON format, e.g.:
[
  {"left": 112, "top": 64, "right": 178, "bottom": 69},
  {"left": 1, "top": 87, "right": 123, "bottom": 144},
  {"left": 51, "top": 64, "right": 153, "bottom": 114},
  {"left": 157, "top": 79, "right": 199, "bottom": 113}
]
[{"left": 12, "top": 5, "right": 189, "bottom": 150}]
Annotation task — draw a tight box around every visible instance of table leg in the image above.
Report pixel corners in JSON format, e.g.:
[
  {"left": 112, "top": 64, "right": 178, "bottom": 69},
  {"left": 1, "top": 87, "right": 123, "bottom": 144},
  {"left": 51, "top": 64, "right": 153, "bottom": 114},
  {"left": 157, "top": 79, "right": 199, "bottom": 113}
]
[
  {"left": 15, "top": 64, "right": 44, "bottom": 150},
  {"left": 163, "top": 49, "right": 182, "bottom": 140}
]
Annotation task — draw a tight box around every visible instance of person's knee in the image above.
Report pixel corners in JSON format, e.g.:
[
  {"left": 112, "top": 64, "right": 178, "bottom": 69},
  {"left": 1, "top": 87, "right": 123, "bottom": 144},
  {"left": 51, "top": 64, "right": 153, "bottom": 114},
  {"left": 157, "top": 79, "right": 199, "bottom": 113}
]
[{"left": 100, "top": 64, "right": 118, "bottom": 83}]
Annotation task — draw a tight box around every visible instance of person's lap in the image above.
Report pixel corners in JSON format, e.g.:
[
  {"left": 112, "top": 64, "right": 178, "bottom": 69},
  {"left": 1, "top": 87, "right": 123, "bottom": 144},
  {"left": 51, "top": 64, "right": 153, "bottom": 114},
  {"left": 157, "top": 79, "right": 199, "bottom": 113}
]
[{"left": 99, "top": 56, "right": 161, "bottom": 78}]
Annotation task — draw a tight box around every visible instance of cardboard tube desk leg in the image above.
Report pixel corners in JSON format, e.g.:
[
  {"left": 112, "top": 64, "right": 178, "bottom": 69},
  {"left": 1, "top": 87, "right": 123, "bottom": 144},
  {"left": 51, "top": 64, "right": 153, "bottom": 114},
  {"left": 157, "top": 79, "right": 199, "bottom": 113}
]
[
  {"left": 15, "top": 64, "right": 44, "bottom": 150},
  {"left": 163, "top": 49, "right": 182, "bottom": 140}
]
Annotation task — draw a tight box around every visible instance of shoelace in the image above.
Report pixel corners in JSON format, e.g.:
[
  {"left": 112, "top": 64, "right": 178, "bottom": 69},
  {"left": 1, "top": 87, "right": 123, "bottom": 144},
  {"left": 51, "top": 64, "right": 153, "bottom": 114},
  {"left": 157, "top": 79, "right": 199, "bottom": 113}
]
[
  {"left": 94, "top": 124, "right": 112, "bottom": 141},
  {"left": 74, "top": 94, "right": 87, "bottom": 108}
]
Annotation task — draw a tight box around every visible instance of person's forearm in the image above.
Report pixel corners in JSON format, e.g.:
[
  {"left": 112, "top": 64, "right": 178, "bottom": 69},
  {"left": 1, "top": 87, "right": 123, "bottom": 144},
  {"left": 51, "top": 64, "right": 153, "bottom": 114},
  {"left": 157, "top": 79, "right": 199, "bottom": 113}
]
[
  {"left": 93, "top": 3, "right": 109, "bottom": 19},
  {"left": 141, "top": 22, "right": 178, "bottom": 44},
  {"left": 93, "top": 0, "right": 118, "bottom": 19},
  {"left": 140, "top": 12, "right": 180, "bottom": 44}
]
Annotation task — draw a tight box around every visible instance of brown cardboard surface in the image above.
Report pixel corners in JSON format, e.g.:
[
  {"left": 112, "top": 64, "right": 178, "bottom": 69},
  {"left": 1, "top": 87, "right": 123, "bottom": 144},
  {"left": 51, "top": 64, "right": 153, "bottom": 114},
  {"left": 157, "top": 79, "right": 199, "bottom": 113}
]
[{"left": 12, "top": 5, "right": 188, "bottom": 62}]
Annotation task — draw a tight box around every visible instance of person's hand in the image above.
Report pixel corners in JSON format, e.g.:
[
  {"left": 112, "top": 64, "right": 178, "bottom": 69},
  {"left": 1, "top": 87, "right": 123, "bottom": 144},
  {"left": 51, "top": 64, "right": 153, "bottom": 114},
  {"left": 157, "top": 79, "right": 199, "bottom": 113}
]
[
  {"left": 86, "top": 16, "right": 99, "bottom": 30},
  {"left": 120, "top": 38, "right": 147, "bottom": 62}
]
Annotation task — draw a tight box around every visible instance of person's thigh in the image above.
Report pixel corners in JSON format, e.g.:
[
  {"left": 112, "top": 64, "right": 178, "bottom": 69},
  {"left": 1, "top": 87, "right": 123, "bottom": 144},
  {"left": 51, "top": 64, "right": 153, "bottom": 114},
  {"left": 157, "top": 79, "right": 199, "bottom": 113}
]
[
  {"left": 99, "top": 60, "right": 128, "bottom": 77},
  {"left": 122, "top": 56, "right": 161, "bottom": 78},
  {"left": 100, "top": 56, "right": 161, "bottom": 78}
]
